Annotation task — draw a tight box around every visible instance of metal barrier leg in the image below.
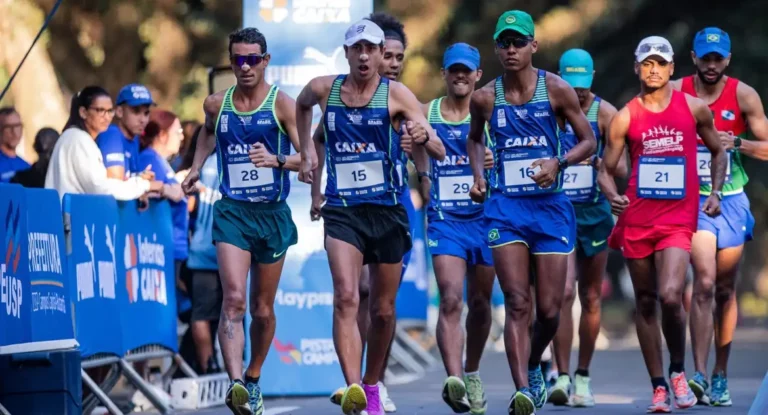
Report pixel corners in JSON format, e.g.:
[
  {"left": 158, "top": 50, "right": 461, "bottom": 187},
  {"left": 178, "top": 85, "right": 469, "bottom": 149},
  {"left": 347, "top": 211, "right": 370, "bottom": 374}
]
[
  {"left": 173, "top": 353, "right": 198, "bottom": 378},
  {"left": 0, "top": 402, "right": 11, "bottom": 415},
  {"left": 81, "top": 369, "right": 124, "bottom": 415},
  {"left": 118, "top": 360, "right": 171, "bottom": 414},
  {"left": 388, "top": 343, "right": 425, "bottom": 375},
  {"left": 394, "top": 326, "right": 437, "bottom": 366}
]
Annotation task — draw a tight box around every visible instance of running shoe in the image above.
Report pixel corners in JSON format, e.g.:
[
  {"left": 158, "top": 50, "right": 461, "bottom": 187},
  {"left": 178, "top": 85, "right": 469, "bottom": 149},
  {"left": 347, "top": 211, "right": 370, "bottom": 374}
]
[
  {"left": 245, "top": 378, "right": 264, "bottom": 415},
  {"left": 647, "top": 386, "right": 671, "bottom": 413},
  {"left": 363, "top": 383, "right": 384, "bottom": 415},
  {"left": 670, "top": 372, "right": 697, "bottom": 408},
  {"left": 570, "top": 374, "right": 595, "bottom": 408},
  {"left": 710, "top": 372, "right": 733, "bottom": 407},
  {"left": 225, "top": 380, "right": 252, "bottom": 415},
  {"left": 508, "top": 387, "right": 535, "bottom": 415},
  {"left": 378, "top": 382, "right": 396, "bottom": 413},
  {"left": 528, "top": 367, "right": 548, "bottom": 409},
  {"left": 547, "top": 374, "right": 571, "bottom": 406},
  {"left": 341, "top": 383, "right": 367, "bottom": 415},
  {"left": 442, "top": 376, "right": 470, "bottom": 413},
  {"left": 330, "top": 386, "right": 345, "bottom": 406},
  {"left": 688, "top": 371, "right": 710, "bottom": 406},
  {"left": 465, "top": 373, "right": 487, "bottom": 414}
]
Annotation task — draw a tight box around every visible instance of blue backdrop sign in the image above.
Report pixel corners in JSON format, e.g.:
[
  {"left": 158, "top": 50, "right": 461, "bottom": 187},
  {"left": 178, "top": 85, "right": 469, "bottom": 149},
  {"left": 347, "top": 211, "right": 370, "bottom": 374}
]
[
  {"left": 64, "top": 193, "right": 123, "bottom": 358},
  {"left": 396, "top": 208, "right": 429, "bottom": 321},
  {"left": 117, "top": 200, "right": 178, "bottom": 352},
  {"left": 243, "top": 0, "right": 374, "bottom": 124},
  {"left": 0, "top": 184, "right": 31, "bottom": 351},
  {"left": 24, "top": 188, "right": 75, "bottom": 345}
]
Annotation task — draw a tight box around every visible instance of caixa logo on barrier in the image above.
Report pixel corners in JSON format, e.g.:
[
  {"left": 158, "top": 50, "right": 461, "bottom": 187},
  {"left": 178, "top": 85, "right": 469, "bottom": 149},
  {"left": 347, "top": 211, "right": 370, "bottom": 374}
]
[
  {"left": 273, "top": 338, "right": 338, "bottom": 366},
  {"left": 76, "top": 224, "right": 117, "bottom": 301},
  {"left": 124, "top": 233, "right": 168, "bottom": 305},
  {"left": 1, "top": 202, "right": 23, "bottom": 319}
]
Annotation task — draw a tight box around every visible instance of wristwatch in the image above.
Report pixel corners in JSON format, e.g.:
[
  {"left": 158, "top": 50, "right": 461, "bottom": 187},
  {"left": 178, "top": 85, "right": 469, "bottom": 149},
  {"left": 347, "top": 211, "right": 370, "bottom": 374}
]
[
  {"left": 417, "top": 171, "right": 432, "bottom": 183},
  {"left": 713, "top": 190, "right": 723, "bottom": 200},
  {"left": 734, "top": 137, "right": 742, "bottom": 149},
  {"left": 417, "top": 133, "right": 430, "bottom": 146},
  {"left": 276, "top": 154, "right": 286, "bottom": 168},
  {"left": 556, "top": 155, "right": 569, "bottom": 171}
]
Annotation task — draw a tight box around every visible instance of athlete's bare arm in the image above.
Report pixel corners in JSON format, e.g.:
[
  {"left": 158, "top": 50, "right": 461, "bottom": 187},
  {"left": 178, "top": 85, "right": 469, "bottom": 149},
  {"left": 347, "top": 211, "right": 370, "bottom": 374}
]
[
  {"left": 467, "top": 82, "right": 495, "bottom": 202},
  {"left": 602, "top": 106, "right": 631, "bottom": 215},
  {"left": 310, "top": 121, "right": 326, "bottom": 220},
  {"left": 390, "top": 82, "right": 445, "bottom": 161},
  {"left": 248, "top": 90, "right": 303, "bottom": 172},
  {"left": 689, "top": 95, "right": 727, "bottom": 194},
  {"left": 734, "top": 82, "right": 768, "bottom": 159},
  {"left": 410, "top": 102, "right": 432, "bottom": 201},
  {"left": 181, "top": 92, "right": 224, "bottom": 194},
  {"left": 596, "top": 100, "right": 624, "bottom": 200},
  {"left": 548, "top": 73, "right": 597, "bottom": 165},
  {"left": 296, "top": 76, "right": 335, "bottom": 184}
]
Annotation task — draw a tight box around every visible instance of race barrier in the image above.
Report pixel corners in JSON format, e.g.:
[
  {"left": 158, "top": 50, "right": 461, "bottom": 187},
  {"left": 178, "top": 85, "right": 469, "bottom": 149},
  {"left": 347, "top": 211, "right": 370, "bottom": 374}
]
[{"left": 0, "top": 183, "right": 196, "bottom": 415}]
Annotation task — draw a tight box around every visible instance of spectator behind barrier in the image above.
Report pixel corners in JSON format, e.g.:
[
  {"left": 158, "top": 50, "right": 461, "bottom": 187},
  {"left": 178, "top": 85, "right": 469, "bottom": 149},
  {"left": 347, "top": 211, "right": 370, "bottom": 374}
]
[
  {"left": 184, "top": 125, "right": 224, "bottom": 374},
  {"left": 171, "top": 120, "right": 201, "bottom": 172},
  {"left": 96, "top": 83, "right": 154, "bottom": 180},
  {"left": 45, "top": 85, "right": 164, "bottom": 200},
  {"left": 0, "top": 106, "right": 31, "bottom": 182},
  {"left": 11, "top": 127, "right": 60, "bottom": 188},
  {"left": 138, "top": 109, "right": 190, "bottom": 291}
]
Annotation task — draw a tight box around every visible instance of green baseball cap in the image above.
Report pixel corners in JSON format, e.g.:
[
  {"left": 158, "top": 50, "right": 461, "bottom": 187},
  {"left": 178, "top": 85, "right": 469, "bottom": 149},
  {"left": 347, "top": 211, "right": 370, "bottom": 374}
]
[
  {"left": 494, "top": 10, "right": 535, "bottom": 40},
  {"left": 559, "top": 49, "right": 594, "bottom": 89}
]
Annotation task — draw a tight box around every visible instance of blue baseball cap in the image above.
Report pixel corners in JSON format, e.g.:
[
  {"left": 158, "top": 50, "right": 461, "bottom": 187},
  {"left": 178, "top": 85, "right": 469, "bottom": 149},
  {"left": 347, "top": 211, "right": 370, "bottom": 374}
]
[
  {"left": 559, "top": 49, "right": 594, "bottom": 89},
  {"left": 116, "top": 84, "right": 155, "bottom": 107},
  {"left": 443, "top": 43, "right": 480, "bottom": 71},
  {"left": 693, "top": 27, "right": 731, "bottom": 58}
]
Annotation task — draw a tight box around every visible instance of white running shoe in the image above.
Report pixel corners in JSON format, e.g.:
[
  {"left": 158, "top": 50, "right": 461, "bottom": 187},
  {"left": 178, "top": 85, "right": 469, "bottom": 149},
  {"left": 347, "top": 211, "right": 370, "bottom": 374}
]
[{"left": 378, "top": 382, "right": 397, "bottom": 412}]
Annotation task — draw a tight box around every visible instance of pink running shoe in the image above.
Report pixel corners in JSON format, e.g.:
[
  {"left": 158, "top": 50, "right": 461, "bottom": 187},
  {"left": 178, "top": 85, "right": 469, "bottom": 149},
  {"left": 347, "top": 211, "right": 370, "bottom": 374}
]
[
  {"left": 670, "top": 372, "right": 697, "bottom": 408},
  {"left": 647, "top": 386, "right": 671, "bottom": 413},
  {"left": 363, "top": 383, "right": 384, "bottom": 415}
]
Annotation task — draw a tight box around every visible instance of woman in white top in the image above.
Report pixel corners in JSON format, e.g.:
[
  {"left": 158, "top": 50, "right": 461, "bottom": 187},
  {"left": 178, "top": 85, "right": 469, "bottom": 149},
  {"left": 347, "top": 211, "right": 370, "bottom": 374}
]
[{"left": 45, "top": 86, "right": 162, "bottom": 200}]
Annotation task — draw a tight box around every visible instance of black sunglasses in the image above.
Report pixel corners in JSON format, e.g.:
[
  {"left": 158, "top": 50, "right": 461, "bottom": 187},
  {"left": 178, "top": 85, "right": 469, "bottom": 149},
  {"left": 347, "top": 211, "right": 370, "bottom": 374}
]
[
  {"left": 496, "top": 36, "right": 533, "bottom": 50},
  {"left": 637, "top": 43, "right": 672, "bottom": 55},
  {"left": 231, "top": 53, "right": 267, "bottom": 67}
]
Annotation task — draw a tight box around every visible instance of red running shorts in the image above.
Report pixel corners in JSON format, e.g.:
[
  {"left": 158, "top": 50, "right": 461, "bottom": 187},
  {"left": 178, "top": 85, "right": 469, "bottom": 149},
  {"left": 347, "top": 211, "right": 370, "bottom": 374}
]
[{"left": 608, "top": 224, "right": 693, "bottom": 259}]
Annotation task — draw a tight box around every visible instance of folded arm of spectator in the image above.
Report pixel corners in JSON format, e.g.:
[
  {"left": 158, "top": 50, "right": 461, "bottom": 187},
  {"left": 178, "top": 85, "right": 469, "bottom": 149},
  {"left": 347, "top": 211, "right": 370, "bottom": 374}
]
[{"left": 72, "top": 134, "right": 152, "bottom": 200}]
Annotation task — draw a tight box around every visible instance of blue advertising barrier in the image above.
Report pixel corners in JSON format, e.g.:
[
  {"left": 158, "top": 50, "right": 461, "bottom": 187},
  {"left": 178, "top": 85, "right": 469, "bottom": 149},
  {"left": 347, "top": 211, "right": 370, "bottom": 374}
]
[
  {"left": 0, "top": 183, "right": 76, "bottom": 354},
  {"left": 397, "top": 208, "right": 429, "bottom": 321},
  {"left": 63, "top": 193, "right": 123, "bottom": 358},
  {"left": 117, "top": 200, "right": 178, "bottom": 353}
]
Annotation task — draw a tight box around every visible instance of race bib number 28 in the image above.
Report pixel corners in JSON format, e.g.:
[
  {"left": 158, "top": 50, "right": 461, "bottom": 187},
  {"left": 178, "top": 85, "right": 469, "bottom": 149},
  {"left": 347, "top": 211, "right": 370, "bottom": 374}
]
[{"left": 227, "top": 163, "right": 274, "bottom": 189}]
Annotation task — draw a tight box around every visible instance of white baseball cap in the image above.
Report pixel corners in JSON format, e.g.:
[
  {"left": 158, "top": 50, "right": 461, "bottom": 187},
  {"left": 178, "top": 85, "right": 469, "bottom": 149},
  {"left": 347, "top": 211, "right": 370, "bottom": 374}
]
[
  {"left": 344, "top": 20, "right": 385, "bottom": 47},
  {"left": 635, "top": 36, "right": 674, "bottom": 63}
]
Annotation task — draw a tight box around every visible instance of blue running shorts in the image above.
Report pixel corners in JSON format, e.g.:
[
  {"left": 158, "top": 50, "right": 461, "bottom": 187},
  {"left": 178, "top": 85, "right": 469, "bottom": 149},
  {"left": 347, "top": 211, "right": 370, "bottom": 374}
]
[
  {"left": 484, "top": 192, "right": 576, "bottom": 255},
  {"left": 427, "top": 217, "right": 493, "bottom": 266},
  {"left": 697, "top": 192, "right": 754, "bottom": 249}
]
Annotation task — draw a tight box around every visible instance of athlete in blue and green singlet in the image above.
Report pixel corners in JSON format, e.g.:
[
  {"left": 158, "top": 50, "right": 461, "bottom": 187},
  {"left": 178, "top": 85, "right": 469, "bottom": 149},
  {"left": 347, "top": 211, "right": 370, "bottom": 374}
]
[{"left": 182, "top": 28, "right": 305, "bottom": 415}]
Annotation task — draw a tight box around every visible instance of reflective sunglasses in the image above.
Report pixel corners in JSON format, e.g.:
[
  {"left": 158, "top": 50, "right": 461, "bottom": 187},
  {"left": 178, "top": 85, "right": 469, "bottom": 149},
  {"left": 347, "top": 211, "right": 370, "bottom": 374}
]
[
  {"left": 496, "top": 36, "right": 533, "bottom": 50},
  {"left": 637, "top": 43, "right": 672, "bottom": 55},
  {"left": 231, "top": 53, "right": 267, "bottom": 67}
]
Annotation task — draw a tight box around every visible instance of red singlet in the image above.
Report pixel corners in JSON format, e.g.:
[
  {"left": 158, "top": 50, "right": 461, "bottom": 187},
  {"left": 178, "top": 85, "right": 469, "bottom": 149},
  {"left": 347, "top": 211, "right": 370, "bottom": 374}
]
[{"left": 619, "top": 89, "right": 700, "bottom": 231}]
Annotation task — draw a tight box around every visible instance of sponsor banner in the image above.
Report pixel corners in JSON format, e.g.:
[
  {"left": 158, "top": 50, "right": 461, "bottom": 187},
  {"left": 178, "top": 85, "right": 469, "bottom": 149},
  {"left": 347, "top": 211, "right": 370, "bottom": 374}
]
[
  {"left": 0, "top": 184, "right": 32, "bottom": 350},
  {"left": 396, "top": 208, "right": 429, "bottom": 321},
  {"left": 64, "top": 193, "right": 123, "bottom": 357},
  {"left": 117, "top": 200, "right": 178, "bottom": 352}
]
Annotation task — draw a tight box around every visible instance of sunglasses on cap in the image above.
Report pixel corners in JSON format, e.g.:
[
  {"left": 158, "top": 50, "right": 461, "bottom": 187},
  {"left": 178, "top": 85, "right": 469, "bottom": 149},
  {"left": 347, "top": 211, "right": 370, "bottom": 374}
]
[
  {"left": 495, "top": 36, "right": 533, "bottom": 50},
  {"left": 637, "top": 43, "right": 672, "bottom": 55},
  {"left": 231, "top": 53, "right": 267, "bottom": 67}
]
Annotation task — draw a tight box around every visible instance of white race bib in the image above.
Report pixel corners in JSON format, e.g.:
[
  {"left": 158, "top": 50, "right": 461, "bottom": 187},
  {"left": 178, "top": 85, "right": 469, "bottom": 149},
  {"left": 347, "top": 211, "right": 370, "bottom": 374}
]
[
  {"left": 438, "top": 175, "right": 473, "bottom": 202},
  {"left": 335, "top": 159, "right": 385, "bottom": 190},
  {"left": 562, "top": 164, "right": 593, "bottom": 191},
  {"left": 637, "top": 156, "right": 685, "bottom": 199},
  {"left": 502, "top": 158, "right": 542, "bottom": 186},
  {"left": 697, "top": 145, "right": 731, "bottom": 184},
  {"left": 227, "top": 163, "right": 274, "bottom": 189}
]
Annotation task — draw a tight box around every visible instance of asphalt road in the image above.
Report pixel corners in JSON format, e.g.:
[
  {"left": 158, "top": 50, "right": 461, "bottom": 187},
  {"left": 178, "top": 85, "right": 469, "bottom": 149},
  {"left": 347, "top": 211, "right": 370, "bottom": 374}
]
[{"left": 182, "top": 328, "right": 768, "bottom": 415}]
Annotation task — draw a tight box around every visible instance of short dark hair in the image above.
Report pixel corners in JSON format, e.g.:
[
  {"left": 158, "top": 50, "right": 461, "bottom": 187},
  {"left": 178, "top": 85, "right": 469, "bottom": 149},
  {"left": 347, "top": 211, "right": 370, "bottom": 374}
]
[
  {"left": 64, "top": 86, "right": 111, "bottom": 132},
  {"left": 33, "top": 127, "right": 60, "bottom": 157},
  {"left": 0, "top": 106, "right": 17, "bottom": 119},
  {"left": 368, "top": 12, "right": 407, "bottom": 49},
  {"left": 228, "top": 28, "right": 268, "bottom": 56}
]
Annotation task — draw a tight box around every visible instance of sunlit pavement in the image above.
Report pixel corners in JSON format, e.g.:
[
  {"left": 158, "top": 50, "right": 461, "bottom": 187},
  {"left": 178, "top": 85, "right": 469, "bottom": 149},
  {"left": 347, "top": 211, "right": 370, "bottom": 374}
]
[{"left": 181, "top": 328, "right": 767, "bottom": 414}]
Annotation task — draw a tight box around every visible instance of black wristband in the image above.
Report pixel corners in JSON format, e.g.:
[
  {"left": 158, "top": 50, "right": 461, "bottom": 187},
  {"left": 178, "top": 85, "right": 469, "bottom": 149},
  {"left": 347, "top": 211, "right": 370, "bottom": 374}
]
[{"left": 417, "top": 171, "right": 432, "bottom": 183}]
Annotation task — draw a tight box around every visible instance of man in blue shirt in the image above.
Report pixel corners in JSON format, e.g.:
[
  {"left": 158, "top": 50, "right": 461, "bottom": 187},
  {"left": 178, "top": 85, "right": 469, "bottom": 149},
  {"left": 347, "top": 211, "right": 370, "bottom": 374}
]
[
  {"left": 97, "top": 84, "right": 153, "bottom": 180},
  {"left": 0, "top": 107, "right": 30, "bottom": 182}
]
